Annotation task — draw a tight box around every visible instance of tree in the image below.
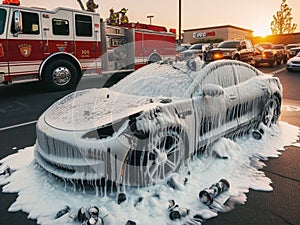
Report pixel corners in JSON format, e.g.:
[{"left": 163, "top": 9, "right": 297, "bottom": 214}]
[{"left": 270, "top": 0, "right": 297, "bottom": 34}]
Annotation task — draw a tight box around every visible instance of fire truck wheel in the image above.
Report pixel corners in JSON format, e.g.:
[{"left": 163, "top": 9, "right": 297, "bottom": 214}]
[
  {"left": 148, "top": 54, "right": 162, "bottom": 64},
  {"left": 43, "top": 60, "right": 79, "bottom": 91}
]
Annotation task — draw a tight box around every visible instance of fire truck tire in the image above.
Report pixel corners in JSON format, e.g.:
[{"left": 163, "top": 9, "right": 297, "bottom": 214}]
[
  {"left": 147, "top": 54, "right": 162, "bottom": 64},
  {"left": 43, "top": 60, "right": 79, "bottom": 91}
]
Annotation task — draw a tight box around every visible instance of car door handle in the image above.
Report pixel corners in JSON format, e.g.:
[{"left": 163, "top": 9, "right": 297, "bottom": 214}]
[
  {"left": 230, "top": 94, "right": 237, "bottom": 100},
  {"left": 261, "top": 84, "right": 268, "bottom": 90}
]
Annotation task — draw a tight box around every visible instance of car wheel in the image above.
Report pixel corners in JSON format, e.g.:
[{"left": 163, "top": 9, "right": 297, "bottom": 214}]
[
  {"left": 269, "top": 61, "right": 275, "bottom": 67},
  {"left": 233, "top": 55, "right": 240, "bottom": 61},
  {"left": 283, "top": 56, "right": 287, "bottom": 64},
  {"left": 286, "top": 68, "right": 292, "bottom": 72},
  {"left": 124, "top": 128, "right": 185, "bottom": 186},
  {"left": 43, "top": 59, "right": 79, "bottom": 91},
  {"left": 147, "top": 53, "right": 162, "bottom": 64},
  {"left": 262, "top": 97, "right": 280, "bottom": 127},
  {"left": 276, "top": 59, "right": 282, "bottom": 65}
]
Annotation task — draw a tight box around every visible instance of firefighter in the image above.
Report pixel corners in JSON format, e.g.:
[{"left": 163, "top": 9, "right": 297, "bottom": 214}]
[
  {"left": 120, "top": 8, "right": 129, "bottom": 24},
  {"left": 86, "top": 0, "right": 98, "bottom": 12},
  {"left": 107, "top": 8, "right": 118, "bottom": 26}
]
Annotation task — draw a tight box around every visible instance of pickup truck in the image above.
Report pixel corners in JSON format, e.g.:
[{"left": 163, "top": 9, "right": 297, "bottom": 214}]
[
  {"left": 204, "top": 39, "right": 255, "bottom": 64},
  {"left": 256, "top": 42, "right": 284, "bottom": 66},
  {"left": 273, "top": 44, "right": 287, "bottom": 63}
]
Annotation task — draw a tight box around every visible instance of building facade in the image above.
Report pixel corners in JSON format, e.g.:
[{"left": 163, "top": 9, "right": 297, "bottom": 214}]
[{"left": 183, "top": 25, "right": 253, "bottom": 44}]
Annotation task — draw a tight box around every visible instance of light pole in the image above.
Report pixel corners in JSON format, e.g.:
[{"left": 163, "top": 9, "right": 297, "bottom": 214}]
[
  {"left": 147, "top": 15, "right": 154, "bottom": 25},
  {"left": 179, "top": 0, "right": 182, "bottom": 44}
]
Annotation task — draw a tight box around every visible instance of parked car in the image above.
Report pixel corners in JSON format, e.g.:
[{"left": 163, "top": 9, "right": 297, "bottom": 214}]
[
  {"left": 34, "top": 60, "right": 282, "bottom": 187},
  {"left": 205, "top": 39, "right": 255, "bottom": 64},
  {"left": 178, "top": 43, "right": 209, "bottom": 60},
  {"left": 176, "top": 43, "right": 191, "bottom": 60},
  {"left": 256, "top": 42, "right": 283, "bottom": 65},
  {"left": 273, "top": 44, "right": 287, "bottom": 63},
  {"left": 286, "top": 52, "right": 300, "bottom": 71},
  {"left": 288, "top": 47, "right": 300, "bottom": 59},
  {"left": 285, "top": 43, "right": 300, "bottom": 59},
  {"left": 176, "top": 44, "right": 191, "bottom": 53},
  {"left": 254, "top": 44, "right": 278, "bottom": 67}
]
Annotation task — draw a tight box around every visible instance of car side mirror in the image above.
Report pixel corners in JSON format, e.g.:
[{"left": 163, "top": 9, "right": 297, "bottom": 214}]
[
  {"left": 202, "top": 84, "right": 224, "bottom": 97},
  {"left": 13, "top": 10, "right": 22, "bottom": 37}
]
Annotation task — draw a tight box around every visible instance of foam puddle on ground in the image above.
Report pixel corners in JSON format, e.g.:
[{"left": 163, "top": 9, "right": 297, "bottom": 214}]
[{"left": 0, "top": 121, "right": 299, "bottom": 225}]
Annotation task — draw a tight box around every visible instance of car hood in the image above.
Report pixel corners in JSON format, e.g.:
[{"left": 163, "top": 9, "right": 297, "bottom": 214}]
[
  {"left": 43, "top": 88, "right": 162, "bottom": 131},
  {"left": 210, "top": 48, "right": 236, "bottom": 52},
  {"left": 289, "top": 56, "right": 300, "bottom": 62}
]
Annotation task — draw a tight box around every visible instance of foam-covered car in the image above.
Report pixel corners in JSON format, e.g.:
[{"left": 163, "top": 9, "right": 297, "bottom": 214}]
[{"left": 34, "top": 59, "right": 282, "bottom": 187}]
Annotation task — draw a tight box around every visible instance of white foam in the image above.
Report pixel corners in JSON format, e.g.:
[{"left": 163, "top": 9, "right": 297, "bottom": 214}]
[{"left": 0, "top": 121, "right": 299, "bottom": 225}]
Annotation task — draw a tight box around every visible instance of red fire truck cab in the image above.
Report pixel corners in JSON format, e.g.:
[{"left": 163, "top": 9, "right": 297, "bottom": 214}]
[{"left": 0, "top": 2, "right": 176, "bottom": 90}]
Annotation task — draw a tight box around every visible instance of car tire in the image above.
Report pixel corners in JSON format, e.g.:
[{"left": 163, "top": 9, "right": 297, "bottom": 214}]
[
  {"left": 262, "top": 97, "right": 280, "bottom": 127},
  {"left": 276, "top": 59, "right": 282, "bottom": 65},
  {"left": 233, "top": 55, "right": 240, "bottom": 61},
  {"left": 147, "top": 53, "right": 162, "bottom": 64},
  {"left": 123, "top": 128, "right": 186, "bottom": 186},
  {"left": 269, "top": 61, "right": 275, "bottom": 67},
  {"left": 43, "top": 59, "right": 79, "bottom": 91}
]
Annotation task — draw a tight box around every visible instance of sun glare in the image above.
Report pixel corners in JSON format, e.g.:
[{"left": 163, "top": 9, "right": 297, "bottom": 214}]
[{"left": 253, "top": 25, "right": 272, "bottom": 37}]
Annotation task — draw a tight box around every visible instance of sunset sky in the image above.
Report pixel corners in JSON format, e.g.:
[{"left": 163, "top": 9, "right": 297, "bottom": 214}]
[{"left": 21, "top": 0, "right": 300, "bottom": 37}]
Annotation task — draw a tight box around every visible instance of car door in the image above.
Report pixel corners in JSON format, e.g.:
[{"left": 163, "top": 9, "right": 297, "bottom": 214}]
[
  {"left": 7, "top": 9, "right": 44, "bottom": 78},
  {"left": 239, "top": 40, "right": 253, "bottom": 63},
  {"left": 233, "top": 64, "right": 269, "bottom": 127},
  {"left": 191, "top": 63, "right": 240, "bottom": 150}
]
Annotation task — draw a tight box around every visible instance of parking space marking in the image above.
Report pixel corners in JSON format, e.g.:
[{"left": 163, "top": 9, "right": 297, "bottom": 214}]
[
  {"left": 0, "top": 120, "right": 37, "bottom": 131},
  {"left": 272, "top": 68, "right": 286, "bottom": 75}
]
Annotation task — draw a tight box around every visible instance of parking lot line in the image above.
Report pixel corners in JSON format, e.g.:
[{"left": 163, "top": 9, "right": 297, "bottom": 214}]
[
  {"left": 272, "top": 68, "right": 286, "bottom": 75},
  {"left": 0, "top": 120, "right": 37, "bottom": 131}
]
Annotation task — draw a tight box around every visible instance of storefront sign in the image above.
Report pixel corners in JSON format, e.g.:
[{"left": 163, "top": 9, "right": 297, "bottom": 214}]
[{"left": 193, "top": 31, "right": 216, "bottom": 39}]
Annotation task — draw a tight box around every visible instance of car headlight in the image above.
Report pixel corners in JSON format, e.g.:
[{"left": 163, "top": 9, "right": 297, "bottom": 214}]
[{"left": 213, "top": 53, "right": 223, "bottom": 59}]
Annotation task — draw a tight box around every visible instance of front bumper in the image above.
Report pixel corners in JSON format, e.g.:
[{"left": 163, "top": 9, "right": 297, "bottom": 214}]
[
  {"left": 286, "top": 61, "right": 300, "bottom": 71},
  {"left": 34, "top": 117, "right": 133, "bottom": 184}
]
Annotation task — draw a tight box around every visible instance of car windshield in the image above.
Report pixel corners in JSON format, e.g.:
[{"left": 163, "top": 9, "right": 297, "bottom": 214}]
[
  {"left": 297, "top": 52, "right": 300, "bottom": 57},
  {"left": 0, "top": 9, "right": 6, "bottom": 35},
  {"left": 111, "top": 63, "right": 196, "bottom": 97},
  {"left": 259, "top": 43, "right": 272, "bottom": 49},
  {"left": 287, "top": 44, "right": 298, "bottom": 50},
  {"left": 189, "top": 44, "right": 202, "bottom": 50},
  {"left": 255, "top": 45, "right": 264, "bottom": 52},
  {"left": 273, "top": 45, "right": 284, "bottom": 49},
  {"left": 176, "top": 45, "right": 190, "bottom": 52},
  {"left": 217, "top": 41, "right": 239, "bottom": 48}
]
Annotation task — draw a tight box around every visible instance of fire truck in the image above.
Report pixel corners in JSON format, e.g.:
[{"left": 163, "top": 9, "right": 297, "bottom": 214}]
[{"left": 0, "top": 0, "right": 176, "bottom": 90}]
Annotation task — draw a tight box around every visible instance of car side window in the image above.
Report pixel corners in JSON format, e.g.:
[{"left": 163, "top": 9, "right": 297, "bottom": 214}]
[
  {"left": 202, "top": 65, "right": 235, "bottom": 88},
  {"left": 234, "top": 64, "right": 258, "bottom": 83},
  {"left": 246, "top": 40, "right": 253, "bottom": 49},
  {"left": 11, "top": 11, "right": 40, "bottom": 35},
  {"left": 52, "top": 18, "right": 70, "bottom": 36},
  {"left": 75, "top": 14, "right": 92, "bottom": 37},
  {"left": 240, "top": 41, "right": 246, "bottom": 49}
]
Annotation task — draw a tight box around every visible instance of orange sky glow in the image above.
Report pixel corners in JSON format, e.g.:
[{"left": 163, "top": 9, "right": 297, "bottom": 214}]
[{"left": 21, "top": 0, "right": 300, "bottom": 37}]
